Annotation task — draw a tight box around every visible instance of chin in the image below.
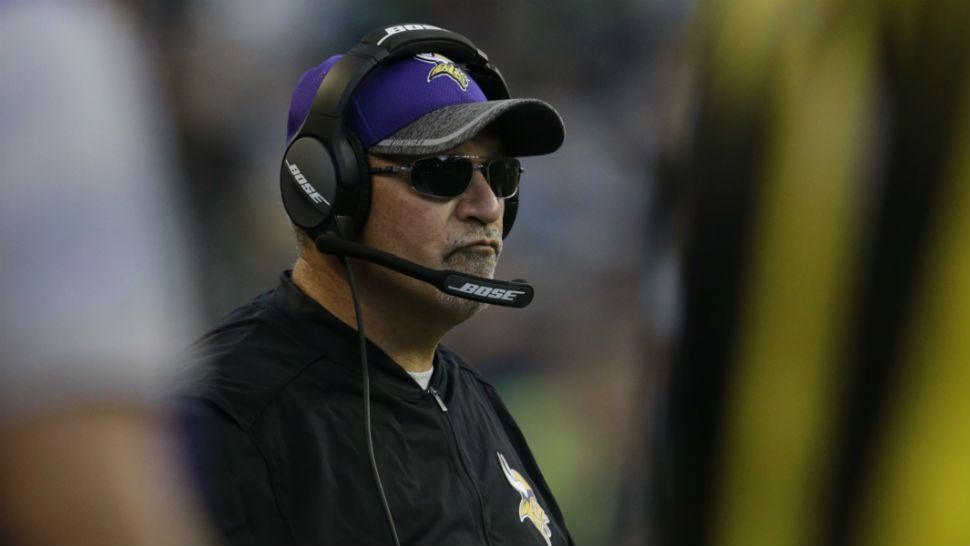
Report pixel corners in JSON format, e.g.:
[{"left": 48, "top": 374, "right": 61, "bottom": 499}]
[
  {"left": 442, "top": 251, "right": 498, "bottom": 279},
  {"left": 434, "top": 291, "right": 489, "bottom": 319},
  {"left": 432, "top": 252, "right": 497, "bottom": 318}
]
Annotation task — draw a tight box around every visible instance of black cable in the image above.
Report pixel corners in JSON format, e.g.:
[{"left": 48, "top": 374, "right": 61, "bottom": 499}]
[{"left": 339, "top": 252, "right": 401, "bottom": 546}]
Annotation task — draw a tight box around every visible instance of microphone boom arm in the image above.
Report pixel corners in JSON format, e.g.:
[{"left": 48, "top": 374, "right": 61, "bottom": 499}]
[{"left": 314, "top": 235, "right": 534, "bottom": 308}]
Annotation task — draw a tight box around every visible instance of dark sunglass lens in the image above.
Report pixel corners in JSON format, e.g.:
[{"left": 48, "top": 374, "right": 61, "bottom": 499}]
[
  {"left": 486, "top": 158, "right": 521, "bottom": 198},
  {"left": 411, "top": 157, "right": 473, "bottom": 198}
]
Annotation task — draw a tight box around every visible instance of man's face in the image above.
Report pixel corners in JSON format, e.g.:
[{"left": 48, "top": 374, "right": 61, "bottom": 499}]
[{"left": 359, "top": 131, "right": 506, "bottom": 317}]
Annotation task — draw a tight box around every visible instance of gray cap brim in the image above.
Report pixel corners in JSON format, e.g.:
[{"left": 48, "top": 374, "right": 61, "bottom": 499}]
[{"left": 369, "top": 98, "right": 565, "bottom": 157}]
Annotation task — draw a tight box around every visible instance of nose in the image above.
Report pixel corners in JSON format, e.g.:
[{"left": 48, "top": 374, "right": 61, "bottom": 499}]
[{"left": 455, "top": 169, "right": 503, "bottom": 227}]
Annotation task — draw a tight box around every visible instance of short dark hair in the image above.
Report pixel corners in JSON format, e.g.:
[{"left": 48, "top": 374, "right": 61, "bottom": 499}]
[{"left": 292, "top": 224, "right": 314, "bottom": 254}]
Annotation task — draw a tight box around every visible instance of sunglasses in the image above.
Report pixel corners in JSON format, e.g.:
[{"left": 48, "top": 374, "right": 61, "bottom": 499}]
[{"left": 369, "top": 155, "right": 523, "bottom": 200}]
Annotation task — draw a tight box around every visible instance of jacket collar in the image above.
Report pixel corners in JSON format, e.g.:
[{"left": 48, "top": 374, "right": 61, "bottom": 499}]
[{"left": 269, "top": 271, "right": 446, "bottom": 400}]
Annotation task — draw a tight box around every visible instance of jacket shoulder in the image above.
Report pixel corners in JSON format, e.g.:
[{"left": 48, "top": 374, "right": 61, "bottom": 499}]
[
  {"left": 438, "top": 344, "right": 494, "bottom": 387},
  {"left": 176, "top": 292, "right": 321, "bottom": 430}
]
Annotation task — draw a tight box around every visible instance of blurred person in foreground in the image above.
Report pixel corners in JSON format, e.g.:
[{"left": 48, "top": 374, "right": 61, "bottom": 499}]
[
  {"left": 625, "top": 0, "right": 969, "bottom": 544},
  {"left": 176, "top": 25, "right": 574, "bottom": 546},
  {"left": 0, "top": 2, "right": 210, "bottom": 545}
]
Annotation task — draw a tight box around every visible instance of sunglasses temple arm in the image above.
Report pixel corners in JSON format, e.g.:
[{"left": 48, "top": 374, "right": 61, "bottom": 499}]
[{"left": 313, "top": 235, "right": 534, "bottom": 308}]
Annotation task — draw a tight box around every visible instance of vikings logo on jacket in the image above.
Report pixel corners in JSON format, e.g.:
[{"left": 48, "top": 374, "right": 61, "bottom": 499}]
[
  {"left": 497, "top": 452, "right": 552, "bottom": 546},
  {"left": 414, "top": 53, "right": 470, "bottom": 91}
]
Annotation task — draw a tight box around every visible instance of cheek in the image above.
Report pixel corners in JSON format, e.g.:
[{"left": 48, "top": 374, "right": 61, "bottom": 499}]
[{"left": 361, "top": 183, "right": 451, "bottom": 255}]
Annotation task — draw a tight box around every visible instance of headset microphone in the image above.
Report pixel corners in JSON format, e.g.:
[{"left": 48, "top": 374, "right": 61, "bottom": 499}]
[{"left": 314, "top": 234, "right": 534, "bottom": 308}]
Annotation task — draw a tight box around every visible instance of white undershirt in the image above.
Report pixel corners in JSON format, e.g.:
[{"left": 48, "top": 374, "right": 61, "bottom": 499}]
[{"left": 407, "top": 366, "right": 434, "bottom": 390}]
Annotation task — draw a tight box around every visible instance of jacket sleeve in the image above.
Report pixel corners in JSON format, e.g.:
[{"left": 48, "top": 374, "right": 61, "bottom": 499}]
[
  {"left": 482, "top": 384, "right": 577, "bottom": 546},
  {"left": 177, "top": 398, "right": 294, "bottom": 546}
]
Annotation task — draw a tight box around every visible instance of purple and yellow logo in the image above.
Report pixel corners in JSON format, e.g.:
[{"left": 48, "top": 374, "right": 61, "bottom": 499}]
[
  {"left": 414, "top": 53, "right": 470, "bottom": 91},
  {"left": 497, "top": 452, "right": 552, "bottom": 546}
]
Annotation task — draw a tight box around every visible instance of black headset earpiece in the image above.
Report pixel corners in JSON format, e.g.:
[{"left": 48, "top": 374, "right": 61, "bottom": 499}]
[
  {"left": 339, "top": 129, "right": 371, "bottom": 235},
  {"left": 280, "top": 24, "right": 518, "bottom": 239}
]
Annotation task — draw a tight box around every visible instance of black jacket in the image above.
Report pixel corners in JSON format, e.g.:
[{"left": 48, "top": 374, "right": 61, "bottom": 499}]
[{"left": 177, "top": 272, "right": 574, "bottom": 546}]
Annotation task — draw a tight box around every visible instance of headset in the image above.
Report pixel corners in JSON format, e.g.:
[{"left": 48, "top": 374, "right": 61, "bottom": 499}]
[
  {"left": 281, "top": 22, "right": 533, "bottom": 308},
  {"left": 281, "top": 23, "right": 520, "bottom": 242},
  {"left": 278, "top": 24, "right": 535, "bottom": 545}
]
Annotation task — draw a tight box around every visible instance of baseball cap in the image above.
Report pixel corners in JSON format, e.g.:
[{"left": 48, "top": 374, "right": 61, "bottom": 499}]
[{"left": 286, "top": 53, "right": 565, "bottom": 157}]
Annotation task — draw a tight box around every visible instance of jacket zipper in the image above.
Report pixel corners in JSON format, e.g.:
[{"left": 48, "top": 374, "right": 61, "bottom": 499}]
[
  {"left": 430, "top": 387, "right": 449, "bottom": 412},
  {"left": 428, "top": 387, "right": 494, "bottom": 546}
]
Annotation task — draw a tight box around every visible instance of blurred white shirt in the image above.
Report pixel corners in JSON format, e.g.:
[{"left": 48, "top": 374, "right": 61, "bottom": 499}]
[{"left": 0, "top": 1, "right": 197, "bottom": 418}]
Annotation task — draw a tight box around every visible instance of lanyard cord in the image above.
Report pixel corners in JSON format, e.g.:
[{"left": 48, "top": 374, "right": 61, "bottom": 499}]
[{"left": 339, "top": 252, "right": 402, "bottom": 546}]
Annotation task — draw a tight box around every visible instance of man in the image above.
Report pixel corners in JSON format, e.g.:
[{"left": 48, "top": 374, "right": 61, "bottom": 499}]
[{"left": 178, "top": 28, "right": 574, "bottom": 546}]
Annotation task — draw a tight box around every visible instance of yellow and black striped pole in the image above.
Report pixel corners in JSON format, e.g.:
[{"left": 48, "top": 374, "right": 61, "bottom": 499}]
[{"left": 647, "top": 0, "right": 969, "bottom": 543}]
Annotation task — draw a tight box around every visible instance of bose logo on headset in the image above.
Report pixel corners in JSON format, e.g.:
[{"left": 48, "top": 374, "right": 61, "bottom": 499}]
[
  {"left": 285, "top": 160, "right": 330, "bottom": 206},
  {"left": 376, "top": 24, "right": 442, "bottom": 45},
  {"left": 450, "top": 282, "right": 526, "bottom": 302}
]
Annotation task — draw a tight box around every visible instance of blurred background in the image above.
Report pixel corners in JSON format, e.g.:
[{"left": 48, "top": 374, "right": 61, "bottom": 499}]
[{"left": 2, "top": 0, "right": 966, "bottom": 544}]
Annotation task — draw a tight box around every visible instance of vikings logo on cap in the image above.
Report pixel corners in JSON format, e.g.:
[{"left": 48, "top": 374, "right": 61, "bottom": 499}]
[
  {"left": 414, "top": 53, "right": 470, "bottom": 91},
  {"left": 497, "top": 452, "right": 552, "bottom": 546}
]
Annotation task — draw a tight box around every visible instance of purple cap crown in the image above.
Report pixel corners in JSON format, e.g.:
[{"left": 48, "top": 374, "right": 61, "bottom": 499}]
[
  {"left": 287, "top": 54, "right": 487, "bottom": 147},
  {"left": 286, "top": 53, "right": 564, "bottom": 157}
]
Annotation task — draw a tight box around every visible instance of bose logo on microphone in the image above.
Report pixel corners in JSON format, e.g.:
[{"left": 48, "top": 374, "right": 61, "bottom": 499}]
[
  {"left": 450, "top": 282, "right": 525, "bottom": 301},
  {"left": 286, "top": 160, "right": 330, "bottom": 206}
]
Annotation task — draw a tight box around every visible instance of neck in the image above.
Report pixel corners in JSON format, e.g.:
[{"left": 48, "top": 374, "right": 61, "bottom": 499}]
[{"left": 292, "top": 254, "right": 447, "bottom": 373}]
